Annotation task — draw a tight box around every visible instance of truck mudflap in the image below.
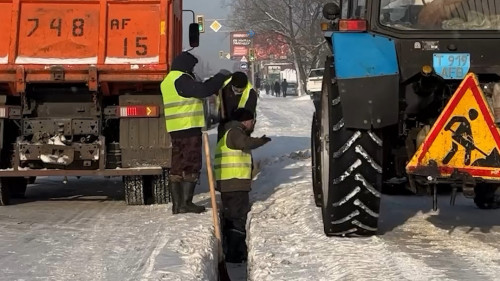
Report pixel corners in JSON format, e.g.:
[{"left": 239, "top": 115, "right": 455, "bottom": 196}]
[{"left": 406, "top": 73, "right": 500, "bottom": 181}]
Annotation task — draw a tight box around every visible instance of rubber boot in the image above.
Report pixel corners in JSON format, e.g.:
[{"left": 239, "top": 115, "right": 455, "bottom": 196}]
[
  {"left": 170, "top": 181, "right": 183, "bottom": 214},
  {"left": 224, "top": 227, "right": 247, "bottom": 263},
  {"left": 178, "top": 181, "right": 205, "bottom": 213}
]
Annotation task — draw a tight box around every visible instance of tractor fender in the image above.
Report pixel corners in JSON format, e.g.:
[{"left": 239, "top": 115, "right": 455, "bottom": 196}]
[{"left": 332, "top": 32, "right": 400, "bottom": 129}]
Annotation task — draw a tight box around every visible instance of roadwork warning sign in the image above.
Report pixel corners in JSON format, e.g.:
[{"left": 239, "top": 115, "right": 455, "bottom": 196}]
[{"left": 407, "top": 73, "right": 500, "bottom": 179}]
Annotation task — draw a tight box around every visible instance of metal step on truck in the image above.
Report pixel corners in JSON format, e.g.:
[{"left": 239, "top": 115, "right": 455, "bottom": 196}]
[
  {"left": 0, "top": 0, "right": 203, "bottom": 206},
  {"left": 311, "top": 0, "right": 500, "bottom": 236}
]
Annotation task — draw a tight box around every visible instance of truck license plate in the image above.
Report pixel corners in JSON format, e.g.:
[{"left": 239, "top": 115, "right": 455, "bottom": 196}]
[{"left": 433, "top": 53, "right": 470, "bottom": 80}]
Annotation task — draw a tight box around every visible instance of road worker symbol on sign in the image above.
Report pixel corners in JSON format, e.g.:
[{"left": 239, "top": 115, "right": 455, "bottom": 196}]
[
  {"left": 407, "top": 73, "right": 500, "bottom": 180},
  {"left": 442, "top": 109, "right": 480, "bottom": 165}
]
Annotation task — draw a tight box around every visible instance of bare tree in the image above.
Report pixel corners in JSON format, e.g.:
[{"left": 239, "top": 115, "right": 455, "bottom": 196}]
[{"left": 226, "top": 0, "right": 332, "bottom": 94}]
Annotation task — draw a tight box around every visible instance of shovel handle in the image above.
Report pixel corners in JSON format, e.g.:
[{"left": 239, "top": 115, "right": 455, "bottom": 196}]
[{"left": 202, "top": 132, "right": 224, "bottom": 258}]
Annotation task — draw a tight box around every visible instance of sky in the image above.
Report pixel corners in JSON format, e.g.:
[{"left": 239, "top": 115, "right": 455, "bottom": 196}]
[{"left": 182, "top": 0, "right": 238, "bottom": 74}]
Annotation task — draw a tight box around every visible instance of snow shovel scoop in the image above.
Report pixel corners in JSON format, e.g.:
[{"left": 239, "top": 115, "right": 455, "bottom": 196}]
[{"left": 202, "top": 131, "right": 231, "bottom": 281}]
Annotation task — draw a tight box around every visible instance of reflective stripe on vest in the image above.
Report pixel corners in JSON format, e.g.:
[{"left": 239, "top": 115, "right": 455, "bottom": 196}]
[
  {"left": 223, "top": 77, "right": 232, "bottom": 87},
  {"left": 215, "top": 129, "right": 252, "bottom": 181},
  {"left": 237, "top": 82, "right": 253, "bottom": 109},
  {"left": 223, "top": 77, "right": 253, "bottom": 110},
  {"left": 160, "top": 70, "right": 205, "bottom": 132}
]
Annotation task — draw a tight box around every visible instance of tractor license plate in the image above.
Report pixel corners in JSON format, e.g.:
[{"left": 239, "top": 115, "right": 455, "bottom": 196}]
[{"left": 433, "top": 53, "right": 470, "bottom": 80}]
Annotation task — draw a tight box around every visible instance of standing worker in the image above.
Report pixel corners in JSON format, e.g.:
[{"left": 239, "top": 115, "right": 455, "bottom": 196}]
[
  {"left": 255, "top": 76, "right": 261, "bottom": 94},
  {"left": 161, "top": 51, "right": 230, "bottom": 214},
  {"left": 281, "top": 79, "right": 288, "bottom": 98},
  {"left": 274, "top": 81, "right": 281, "bottom": 97},
  {"left": 218, "top": 71, "right": 258, "bottom": 140},
  {"left": 215, "top": 108, "right": 271, "bottom": 262}
]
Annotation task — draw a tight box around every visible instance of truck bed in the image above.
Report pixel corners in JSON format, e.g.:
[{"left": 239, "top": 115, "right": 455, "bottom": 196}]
[{"left": 0, "top": 0, "right": 182, "bottom": 94}]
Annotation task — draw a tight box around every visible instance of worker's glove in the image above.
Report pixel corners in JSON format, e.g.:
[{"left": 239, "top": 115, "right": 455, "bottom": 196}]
[
  {"left": 260, "top": 135, "right": 272, "bottom": 143},
  {"left": 219, "top": 69, "right": 232, "bottom": 77}
]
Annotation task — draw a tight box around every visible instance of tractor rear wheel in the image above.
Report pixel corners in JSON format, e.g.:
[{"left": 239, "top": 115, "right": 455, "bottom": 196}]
[
  {"left": 319, "top": 60, "right": 383, "bottom": 236},
  {"left": 311, "top": 112, "right": 322, "bottom": 207},
  {"left": 474, "top": 183, "right": 500, "bottom": 209}
]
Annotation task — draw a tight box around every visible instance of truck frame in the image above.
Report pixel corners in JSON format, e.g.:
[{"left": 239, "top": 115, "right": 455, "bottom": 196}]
[{"left": 0, "top": 0, "right": 193, "bottom": 206}]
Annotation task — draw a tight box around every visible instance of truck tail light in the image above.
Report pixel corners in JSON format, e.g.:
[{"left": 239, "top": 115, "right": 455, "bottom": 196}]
[
  {"left": 119, "top": 105, "right": 159, "bottom": 118},
  {"left": 338, "top": 19, "right": 367, "bottom": 32}
]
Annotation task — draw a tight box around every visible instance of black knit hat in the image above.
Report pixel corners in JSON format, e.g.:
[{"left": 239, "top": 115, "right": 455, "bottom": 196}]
[
  {"left": 233, "top": 108, "right": 254, "bottom": 122},
  {"left": 231, "top": 72, "right": 248, "bottom": 88}
]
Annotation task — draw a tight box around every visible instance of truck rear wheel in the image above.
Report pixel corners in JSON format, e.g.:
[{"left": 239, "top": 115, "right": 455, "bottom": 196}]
[
  {"left": 311, "top": 112, "right": 322, "bottom": 207},
  {"left": 0, "top": 180, "right": 10, "bottom": 206},
  {"left": 123, "top": 176, "right": 146, "bottom": 205},
  {"left": 152, "top": 169, "right": 171, "bottom": 204},
  {"left": 28, "top": 177, "right": 36, "bottom": 184},
  {"left": 4, "top": 177, "right": 28, "bottom": 199},
  {"left": 319, "top": 64, "right": 383, "bottom": 236}
]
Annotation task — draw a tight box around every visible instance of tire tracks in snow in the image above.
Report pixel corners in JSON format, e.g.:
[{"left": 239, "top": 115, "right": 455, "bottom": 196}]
[
  {"left": 247, "top": 158, "right": 500, "bottom": 281},
  {"left": 0, "top": 179, "right": 217, "bottom": 281},
  {"left": 384, "top": 209, "right": 500, "bottom": 280},
  {"left": 248, "top": 177, "right": 447, "bottom": 281}
]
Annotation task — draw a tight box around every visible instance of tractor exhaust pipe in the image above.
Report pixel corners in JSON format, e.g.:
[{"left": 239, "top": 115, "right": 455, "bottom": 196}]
[{"left": 413, "top": 67, "right": 443, "bottom": 98}]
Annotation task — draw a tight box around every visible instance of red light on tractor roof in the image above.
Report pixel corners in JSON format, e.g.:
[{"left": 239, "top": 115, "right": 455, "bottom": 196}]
[{"left": 338, "top": 19, "right": 367, "bottom": 32}]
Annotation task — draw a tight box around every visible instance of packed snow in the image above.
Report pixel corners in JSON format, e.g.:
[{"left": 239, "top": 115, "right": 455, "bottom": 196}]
[
  {"left": 2, "top": 92, "right": 500, "bottom": 281},
  {"left": 104, "top": 56, "right": 160, "bottom": 65},
  {"left": 246, "top": 93, "right": 500, "bottom": 281},
  {"left": 0, "top": 176, "right": 219, "bottom": 281},
  {"left": 15, "top": 56, "right": 98, "bottom": 64}
]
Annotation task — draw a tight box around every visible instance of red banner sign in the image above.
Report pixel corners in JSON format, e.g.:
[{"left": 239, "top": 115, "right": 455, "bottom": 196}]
[{"left": 230, "top": 31, "right": 251, "bottom": 59}]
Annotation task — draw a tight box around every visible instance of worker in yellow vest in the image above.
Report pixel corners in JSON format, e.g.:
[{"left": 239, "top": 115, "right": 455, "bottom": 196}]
[
  {"left": 217, "top": 71, "right": 258, "bottom": 140},
  {"left": 161, "top": 51, "right": 231, "bottom": 214},
  {"left": 215, "top": 108, "right": 271, "bottom": 263}
]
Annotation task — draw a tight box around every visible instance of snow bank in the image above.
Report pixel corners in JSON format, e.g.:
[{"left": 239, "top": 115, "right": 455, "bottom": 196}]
[{"left": 141, "top": 212, "right": 219, "bottom": 281}]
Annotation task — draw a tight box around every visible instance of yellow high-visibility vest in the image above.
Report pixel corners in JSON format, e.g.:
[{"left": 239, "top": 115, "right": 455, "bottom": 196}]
[
  {"left": 161, "top": 70, "right": 205, "bottom": 132},
  {"left": 223, "top": 77, "right": 253, "bottom": 109},
  {"left": 215, "top": 128, "right": 252, "bottom": 181}
]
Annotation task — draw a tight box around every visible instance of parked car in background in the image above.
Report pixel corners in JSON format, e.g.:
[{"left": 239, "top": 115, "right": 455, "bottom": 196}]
[
  {"left": 306, "top": 68, "right": 324, "bottom": 103},
  {"left": 286, "top": 82, "right": 298, "bottom": 96}
]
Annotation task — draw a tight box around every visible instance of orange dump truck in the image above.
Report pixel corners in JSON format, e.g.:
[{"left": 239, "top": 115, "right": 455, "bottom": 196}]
[{"left": 0, "top": 0, "right": 189, "bottom": 205}]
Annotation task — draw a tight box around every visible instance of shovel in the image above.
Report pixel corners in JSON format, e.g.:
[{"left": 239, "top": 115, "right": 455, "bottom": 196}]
[{"left": 202, "top": 131, "right": 231, "bottom": 281}]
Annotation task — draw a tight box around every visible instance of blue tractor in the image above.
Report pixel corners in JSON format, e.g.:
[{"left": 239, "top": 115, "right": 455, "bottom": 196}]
[{"left": 311, "top": 0, "right": 500, "bottom": 236}]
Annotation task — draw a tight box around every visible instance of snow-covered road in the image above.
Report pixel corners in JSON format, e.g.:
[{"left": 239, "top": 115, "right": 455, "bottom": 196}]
[
  {"left": 1, "top": 93, "right": 499, "bottom": 281},
  {"left": 247, "top": 94, "right": 500, "bottom": 281},
  {"left": 0, "top": 176, "right": 218, "bottom": 281}
]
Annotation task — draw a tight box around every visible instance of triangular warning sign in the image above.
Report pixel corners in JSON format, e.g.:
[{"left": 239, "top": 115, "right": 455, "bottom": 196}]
[{"left": 406, "top": 73, "right": 500, "bottom": 180}]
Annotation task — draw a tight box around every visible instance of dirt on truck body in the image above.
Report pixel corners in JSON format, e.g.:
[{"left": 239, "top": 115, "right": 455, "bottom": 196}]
[{"left": 0, "top": 0, "right": 185, "bottom": 206}]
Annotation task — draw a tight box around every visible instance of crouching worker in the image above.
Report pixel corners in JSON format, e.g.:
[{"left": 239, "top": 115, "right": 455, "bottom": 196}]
[{"left": 214, "top": 108, "right": 271, "bottom": 263}]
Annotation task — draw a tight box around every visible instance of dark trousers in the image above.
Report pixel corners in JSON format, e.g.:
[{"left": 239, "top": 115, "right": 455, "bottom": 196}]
[
  {"left": 221, "top": 191, "right": 250, "bottom": 262},
  {"left": 171, "top": 135, "right": 202, "bottom": 181}
]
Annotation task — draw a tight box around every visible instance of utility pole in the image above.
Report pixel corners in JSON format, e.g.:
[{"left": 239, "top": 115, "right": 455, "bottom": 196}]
[{"left": 249, "top": 42, "right": 255, "bottom": 89}]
